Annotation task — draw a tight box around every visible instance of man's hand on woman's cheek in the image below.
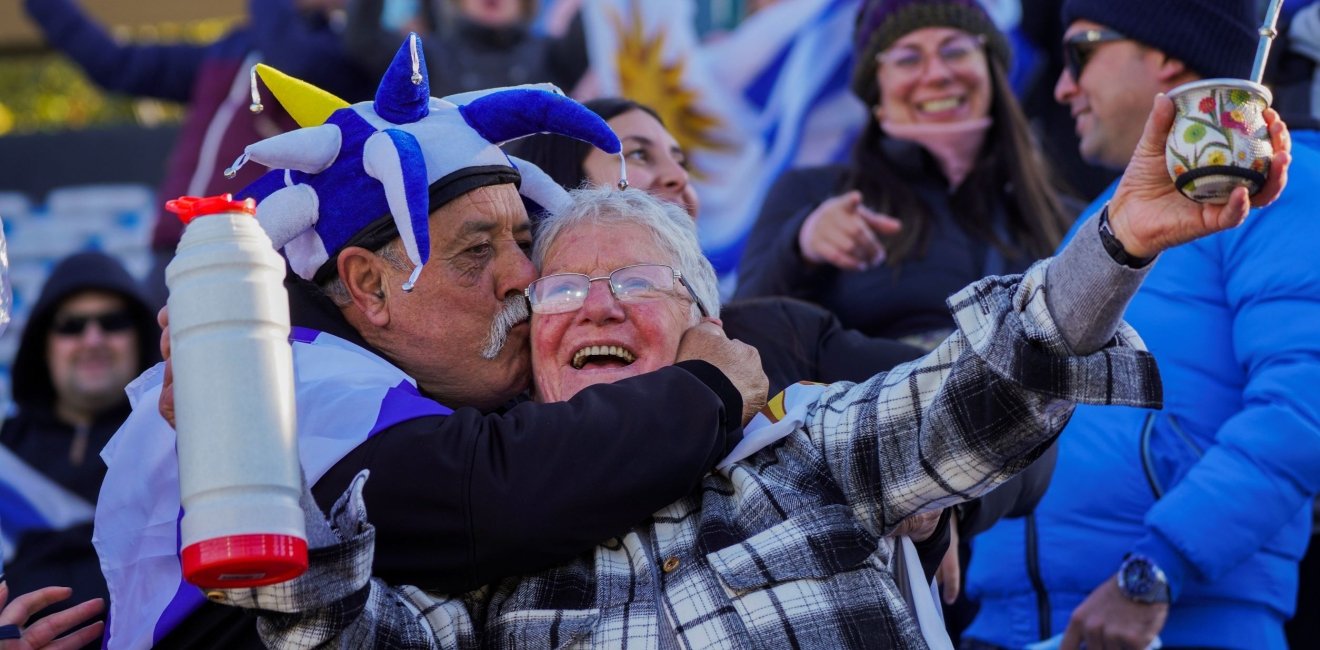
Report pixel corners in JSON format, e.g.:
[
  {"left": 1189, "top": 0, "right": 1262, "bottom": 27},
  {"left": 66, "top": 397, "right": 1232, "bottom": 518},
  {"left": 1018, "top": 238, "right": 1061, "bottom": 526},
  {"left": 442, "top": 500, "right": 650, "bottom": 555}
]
[{"left": 677, "top": 319, "right": 768, "bottom": 425}]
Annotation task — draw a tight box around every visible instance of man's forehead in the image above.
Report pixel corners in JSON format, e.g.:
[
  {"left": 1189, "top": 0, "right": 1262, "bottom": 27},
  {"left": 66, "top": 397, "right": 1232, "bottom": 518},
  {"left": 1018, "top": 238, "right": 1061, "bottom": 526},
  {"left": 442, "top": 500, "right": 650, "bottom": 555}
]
[
  {"left": 435, "top": 184, "right": 531, "bottom": 236},
  {"left": 57, "top": 290, "right": 127, "bottom": 314}
]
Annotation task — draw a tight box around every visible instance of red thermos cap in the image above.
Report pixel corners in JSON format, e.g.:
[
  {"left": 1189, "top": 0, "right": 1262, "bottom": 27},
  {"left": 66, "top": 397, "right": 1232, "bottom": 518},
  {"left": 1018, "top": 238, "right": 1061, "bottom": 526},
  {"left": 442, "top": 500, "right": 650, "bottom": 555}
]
[{"left": 165, "top": 194, "right": 257, "bottom": 225}]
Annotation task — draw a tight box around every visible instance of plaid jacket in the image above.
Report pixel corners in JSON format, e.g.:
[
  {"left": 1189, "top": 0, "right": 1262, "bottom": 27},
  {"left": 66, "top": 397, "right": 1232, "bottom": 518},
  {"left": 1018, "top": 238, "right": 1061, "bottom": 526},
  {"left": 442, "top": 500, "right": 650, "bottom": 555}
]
[{"left": 216, "top": 257, "right": 1161, "bottom": 649}]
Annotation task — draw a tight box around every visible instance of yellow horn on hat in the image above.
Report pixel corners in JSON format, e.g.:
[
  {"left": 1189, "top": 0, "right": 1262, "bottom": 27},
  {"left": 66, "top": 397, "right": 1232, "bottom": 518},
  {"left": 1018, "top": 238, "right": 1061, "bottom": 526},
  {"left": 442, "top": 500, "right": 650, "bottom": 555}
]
[{"left": 254, "top": 64, "right": 350, "bottom": 128}]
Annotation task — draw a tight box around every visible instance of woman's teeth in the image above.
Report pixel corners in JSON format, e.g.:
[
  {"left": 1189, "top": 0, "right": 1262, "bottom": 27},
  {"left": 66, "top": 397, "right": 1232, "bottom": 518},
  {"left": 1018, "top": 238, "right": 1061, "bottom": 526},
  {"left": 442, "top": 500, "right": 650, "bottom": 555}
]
[
  {"left": 571, "top": 345, "right": 637, "bottom": 369},
  {"left": 919, "top": 97, "right": 963, "bottom": 113}
]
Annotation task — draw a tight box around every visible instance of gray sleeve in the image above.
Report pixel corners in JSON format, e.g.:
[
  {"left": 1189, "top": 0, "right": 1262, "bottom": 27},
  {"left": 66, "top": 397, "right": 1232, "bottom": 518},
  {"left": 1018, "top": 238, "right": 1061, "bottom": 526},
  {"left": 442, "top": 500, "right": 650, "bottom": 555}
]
[{"left": 1045, "top": 210, "right": 1154, "bottom": 355}]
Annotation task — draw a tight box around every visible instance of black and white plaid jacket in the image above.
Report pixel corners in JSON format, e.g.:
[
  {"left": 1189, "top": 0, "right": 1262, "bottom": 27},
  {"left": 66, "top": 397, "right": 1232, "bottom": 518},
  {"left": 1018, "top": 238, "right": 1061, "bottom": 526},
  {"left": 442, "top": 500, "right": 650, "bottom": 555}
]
[{"left": 217, "top": 256, "right": 1161, "bottom": 649}]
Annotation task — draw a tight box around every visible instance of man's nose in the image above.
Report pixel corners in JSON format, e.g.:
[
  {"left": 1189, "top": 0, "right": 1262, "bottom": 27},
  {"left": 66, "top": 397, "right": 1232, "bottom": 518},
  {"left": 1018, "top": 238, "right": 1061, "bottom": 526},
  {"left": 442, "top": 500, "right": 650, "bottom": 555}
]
[
  {"left": 498, "top": 243, "right": 539, "bottom": 300},
  {"left": 1054, "top": 68, "right": 1077, "bottom": 105}
]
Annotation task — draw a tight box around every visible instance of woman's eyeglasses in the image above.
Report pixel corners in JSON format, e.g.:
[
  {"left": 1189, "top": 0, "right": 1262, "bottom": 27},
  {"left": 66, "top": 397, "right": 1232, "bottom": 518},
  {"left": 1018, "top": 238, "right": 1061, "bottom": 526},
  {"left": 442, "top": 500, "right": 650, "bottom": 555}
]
[
  {"left": 525, "top": 263, "right": 709, "bottom": 318},
  {"left": 51, "top": 310, "right": 134, "bottom": 336},
  {"left": 1063, "top": 28, "right": 1128, "bottom": 81},
  {"left": 875, "top": 34, "right": 987, "bottom": 80}
]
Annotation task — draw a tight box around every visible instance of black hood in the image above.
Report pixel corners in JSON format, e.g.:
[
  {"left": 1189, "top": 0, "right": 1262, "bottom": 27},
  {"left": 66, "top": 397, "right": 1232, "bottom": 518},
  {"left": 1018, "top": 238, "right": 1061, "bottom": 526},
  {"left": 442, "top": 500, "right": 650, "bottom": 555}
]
[{"left": 11, "top": 250, "right": 161, "bottom": 409}]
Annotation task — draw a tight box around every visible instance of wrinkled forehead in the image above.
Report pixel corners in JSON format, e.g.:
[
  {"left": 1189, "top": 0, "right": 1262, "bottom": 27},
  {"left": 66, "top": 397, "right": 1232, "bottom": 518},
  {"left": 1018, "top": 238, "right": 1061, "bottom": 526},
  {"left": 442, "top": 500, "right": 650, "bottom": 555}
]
[
  {"left": 541, "top": 221, "right": 673, "bottom": 275},
  {"left": 437, "top": 184, "right": 533, "bottom": 238}
]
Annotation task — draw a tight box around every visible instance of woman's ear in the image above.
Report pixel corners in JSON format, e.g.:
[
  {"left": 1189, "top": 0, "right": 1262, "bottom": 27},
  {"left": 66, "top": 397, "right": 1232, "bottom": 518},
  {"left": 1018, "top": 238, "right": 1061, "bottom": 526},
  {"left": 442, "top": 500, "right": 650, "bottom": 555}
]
[{"left": 338, "top": 247, "right": 390, "bottom": 327}]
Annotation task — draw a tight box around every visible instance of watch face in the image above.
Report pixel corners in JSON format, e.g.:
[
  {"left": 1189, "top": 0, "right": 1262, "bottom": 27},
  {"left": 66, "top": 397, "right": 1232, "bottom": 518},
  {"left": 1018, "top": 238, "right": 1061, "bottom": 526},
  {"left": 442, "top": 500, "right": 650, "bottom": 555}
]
[
  {"left": 1122, "top": 561, "right": 1155, "bottom": 594},
  {"left": 1119, "top": 555, "right": 1169, "bottom": 603}
]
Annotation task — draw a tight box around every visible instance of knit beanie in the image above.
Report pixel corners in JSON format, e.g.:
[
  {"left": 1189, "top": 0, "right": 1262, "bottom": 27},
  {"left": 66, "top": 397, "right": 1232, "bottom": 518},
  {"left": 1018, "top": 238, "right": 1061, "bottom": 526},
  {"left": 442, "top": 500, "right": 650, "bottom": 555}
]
[
  {"left": 1062, "top": 0, "right": 1258, "bottom": 79},
  {"left": 851, "top": 0, "right": 1012, "bottom": 105}
]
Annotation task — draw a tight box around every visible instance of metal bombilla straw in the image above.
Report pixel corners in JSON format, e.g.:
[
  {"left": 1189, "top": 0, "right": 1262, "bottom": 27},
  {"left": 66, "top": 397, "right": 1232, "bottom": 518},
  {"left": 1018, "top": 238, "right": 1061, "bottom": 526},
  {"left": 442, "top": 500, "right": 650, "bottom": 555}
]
[{"left": 1250, "top": 0, "right": 1285, "bottom": 84}]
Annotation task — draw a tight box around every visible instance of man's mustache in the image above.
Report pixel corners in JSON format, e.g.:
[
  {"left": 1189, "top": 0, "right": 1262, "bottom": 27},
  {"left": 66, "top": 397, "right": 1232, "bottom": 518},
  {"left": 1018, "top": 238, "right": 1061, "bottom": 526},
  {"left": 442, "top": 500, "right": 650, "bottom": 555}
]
[{"left": 480, "top": 295, "right": 530, "bottom": 360}]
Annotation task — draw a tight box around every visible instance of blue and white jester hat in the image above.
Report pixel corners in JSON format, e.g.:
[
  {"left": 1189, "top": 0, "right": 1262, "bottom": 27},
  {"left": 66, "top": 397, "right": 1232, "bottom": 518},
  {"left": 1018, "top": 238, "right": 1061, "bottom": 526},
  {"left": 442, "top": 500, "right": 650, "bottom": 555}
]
[{"left": 229, "top": 34, "right": 624, "bottom": 291}]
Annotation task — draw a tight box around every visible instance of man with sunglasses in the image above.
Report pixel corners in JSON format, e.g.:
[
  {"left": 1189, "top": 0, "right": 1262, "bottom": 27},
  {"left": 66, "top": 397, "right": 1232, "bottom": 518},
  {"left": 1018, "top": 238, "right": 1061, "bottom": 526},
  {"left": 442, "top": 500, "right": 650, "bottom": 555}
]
[
  {"left": 964, "top": 1, "right": 1320, "bottom": 649},
  {"left": 1, "top": 250, "right": 160, "bottom": 630}
]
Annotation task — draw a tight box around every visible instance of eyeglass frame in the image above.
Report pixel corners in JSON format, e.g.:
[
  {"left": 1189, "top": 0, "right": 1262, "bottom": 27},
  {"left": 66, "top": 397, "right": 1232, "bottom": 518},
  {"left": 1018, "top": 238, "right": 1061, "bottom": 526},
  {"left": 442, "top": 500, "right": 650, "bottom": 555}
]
[
  {"left": 1063, "top": 28, "right": 1128, "bottom": 81},
  {"left": 873, "top": 32, "right": 989, "bottom": 79},
  {"left": 50, "top": 310, "right": 135, "bottom": 337},
  {"left": 525, "top": 263, "right": 710, "bottom": 318}
]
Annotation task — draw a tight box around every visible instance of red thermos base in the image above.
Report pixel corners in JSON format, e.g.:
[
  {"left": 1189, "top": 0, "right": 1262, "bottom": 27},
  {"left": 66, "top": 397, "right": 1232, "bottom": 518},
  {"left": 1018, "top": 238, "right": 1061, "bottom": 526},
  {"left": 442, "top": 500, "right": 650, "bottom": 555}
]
[{"left": 181, "top": 534, "right": 308, "bottom": 588}]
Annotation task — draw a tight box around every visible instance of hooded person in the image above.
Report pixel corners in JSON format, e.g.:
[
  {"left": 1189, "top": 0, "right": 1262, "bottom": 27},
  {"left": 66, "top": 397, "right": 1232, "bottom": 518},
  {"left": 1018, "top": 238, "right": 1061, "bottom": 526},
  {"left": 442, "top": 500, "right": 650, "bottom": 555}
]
[
  {"left": 92, "top": 35, "right": 766, "bottom": 650},
  {"left": 0, "top": 250, "right": 159, "bottom": 636}
]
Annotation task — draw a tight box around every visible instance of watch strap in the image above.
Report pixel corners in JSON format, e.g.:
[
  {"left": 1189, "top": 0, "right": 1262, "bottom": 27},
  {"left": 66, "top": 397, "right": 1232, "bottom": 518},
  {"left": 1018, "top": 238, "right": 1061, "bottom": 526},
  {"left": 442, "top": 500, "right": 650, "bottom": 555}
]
[{"left": 1098, "top": 204, "right": 1156, "bottom": 269}]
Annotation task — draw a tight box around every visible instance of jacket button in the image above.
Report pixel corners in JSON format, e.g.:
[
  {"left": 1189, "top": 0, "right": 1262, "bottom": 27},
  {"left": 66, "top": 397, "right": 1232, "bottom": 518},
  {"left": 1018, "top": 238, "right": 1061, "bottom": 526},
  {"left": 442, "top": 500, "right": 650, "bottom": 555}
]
[{"left": 662, "top": 556, "right": 681, "bottom": 573}]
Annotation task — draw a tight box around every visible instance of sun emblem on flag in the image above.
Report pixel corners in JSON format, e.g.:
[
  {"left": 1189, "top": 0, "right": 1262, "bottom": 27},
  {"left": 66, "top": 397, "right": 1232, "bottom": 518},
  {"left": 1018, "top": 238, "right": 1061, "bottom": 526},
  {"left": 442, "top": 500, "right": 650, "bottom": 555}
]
[{"left": 609, "top": 0, "right": 729, "bottom": 177}]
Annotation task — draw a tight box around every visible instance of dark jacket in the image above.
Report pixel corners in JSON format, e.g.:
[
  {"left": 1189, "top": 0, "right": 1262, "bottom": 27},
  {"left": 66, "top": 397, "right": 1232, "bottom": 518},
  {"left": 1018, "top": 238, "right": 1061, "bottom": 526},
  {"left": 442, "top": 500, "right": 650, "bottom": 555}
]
[
  {"left": 345, "top": 0, "right": 589, "bottom": 97},
  {"left": 158, "top": 271, "right": 746, "bottom": 648},
  {"left": 734, "top": 141, "right": 1039, "bottom": 341},
  {"left": 24, "top": 0, "right": 375, "bottom": 256},
  {"left": 721, "top": 296, "right": 923, "bottom": 396},
  {"left": 1, "top": 250, "right": 158, "bottom": 644}
]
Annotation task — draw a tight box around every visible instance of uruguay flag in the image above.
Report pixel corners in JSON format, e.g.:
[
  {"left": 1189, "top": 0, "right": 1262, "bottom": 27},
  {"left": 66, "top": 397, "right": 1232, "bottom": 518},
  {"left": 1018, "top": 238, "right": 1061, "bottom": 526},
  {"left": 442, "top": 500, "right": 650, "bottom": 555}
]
[
  {"left": 582, "top": 0, "right": 867, "bottom": 290},
  {"left": 0, "top": 444, "right": 95, "bottom": 565}
]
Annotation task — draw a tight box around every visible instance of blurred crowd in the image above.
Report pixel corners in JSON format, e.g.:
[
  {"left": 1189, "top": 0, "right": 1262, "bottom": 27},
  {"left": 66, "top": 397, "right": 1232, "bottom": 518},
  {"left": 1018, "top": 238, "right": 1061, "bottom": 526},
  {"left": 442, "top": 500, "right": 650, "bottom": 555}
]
[{"left": 0, "top": 0, "right": 1317, "bottom": 648}]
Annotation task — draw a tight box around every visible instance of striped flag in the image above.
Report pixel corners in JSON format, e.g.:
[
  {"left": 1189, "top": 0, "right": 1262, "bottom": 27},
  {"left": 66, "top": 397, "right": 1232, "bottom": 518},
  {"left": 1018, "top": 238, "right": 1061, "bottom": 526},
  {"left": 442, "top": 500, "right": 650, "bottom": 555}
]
[
  {"left": 582, "top": 0, "right": 867, "bottom": 288},
  {"left": 0, "top": 444, "right": 95, "bottom": 564}
]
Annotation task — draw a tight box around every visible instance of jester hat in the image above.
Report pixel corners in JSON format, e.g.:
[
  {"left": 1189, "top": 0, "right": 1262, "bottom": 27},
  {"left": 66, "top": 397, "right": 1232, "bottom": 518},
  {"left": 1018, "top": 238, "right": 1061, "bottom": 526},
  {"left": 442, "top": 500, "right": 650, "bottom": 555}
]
[{"left": 230, "top": 34, "right": 622, "bottom": 290}]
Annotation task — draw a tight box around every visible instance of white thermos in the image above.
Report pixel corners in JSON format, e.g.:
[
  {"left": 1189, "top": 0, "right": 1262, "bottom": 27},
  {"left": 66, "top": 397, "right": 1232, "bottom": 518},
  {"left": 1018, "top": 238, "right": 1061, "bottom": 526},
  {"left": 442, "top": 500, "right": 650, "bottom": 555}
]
[{"left": 165, "top": 194, "right": 306, "bottom": 588}]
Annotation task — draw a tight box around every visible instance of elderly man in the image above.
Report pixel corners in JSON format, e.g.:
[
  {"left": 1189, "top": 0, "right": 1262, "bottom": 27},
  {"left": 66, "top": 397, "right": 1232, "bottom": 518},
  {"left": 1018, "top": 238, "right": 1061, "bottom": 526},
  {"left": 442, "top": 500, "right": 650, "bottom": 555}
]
[
  {"left": 1, "top": 251, "right": 158, "bottom": 620},
  {"left": 207, "top": 84, "right": 1291, "bottom": 646},
  {"left": 93, "top": 40, "right": 764, "bottom": 649},
  {"left": 964, "top": 1, "right": 1320, "bottom": 649}
]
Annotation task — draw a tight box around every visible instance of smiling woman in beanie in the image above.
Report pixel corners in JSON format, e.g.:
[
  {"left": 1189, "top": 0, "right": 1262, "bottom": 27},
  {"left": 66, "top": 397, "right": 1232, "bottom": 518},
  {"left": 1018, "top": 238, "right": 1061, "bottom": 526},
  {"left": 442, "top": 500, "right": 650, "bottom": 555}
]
[{"left": 735, "top": 0, "right": 1075, "bottom": 351}]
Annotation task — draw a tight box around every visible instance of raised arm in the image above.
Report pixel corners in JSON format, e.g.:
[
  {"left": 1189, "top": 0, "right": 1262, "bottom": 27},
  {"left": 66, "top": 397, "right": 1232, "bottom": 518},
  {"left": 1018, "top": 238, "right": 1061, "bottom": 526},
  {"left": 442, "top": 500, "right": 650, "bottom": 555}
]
[{"left": 24, "top": 0, "right": 214, "bottom": 101}]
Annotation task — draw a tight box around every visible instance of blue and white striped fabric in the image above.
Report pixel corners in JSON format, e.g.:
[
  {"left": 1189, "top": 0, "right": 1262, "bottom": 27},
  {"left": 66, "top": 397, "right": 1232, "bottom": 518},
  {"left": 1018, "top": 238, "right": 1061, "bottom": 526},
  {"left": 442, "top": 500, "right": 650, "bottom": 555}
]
[
  {"left": 582, "top": 0, "right": 867, "bottom": 285},
  {"left": 0, "top": 444, "right": 95, "bottom": 565},
  {"left": 92, "top": 328, "right": 452, "bottom": 650},
  {"left": 696, "top": 0, "right": 867, "bottom": 280}
]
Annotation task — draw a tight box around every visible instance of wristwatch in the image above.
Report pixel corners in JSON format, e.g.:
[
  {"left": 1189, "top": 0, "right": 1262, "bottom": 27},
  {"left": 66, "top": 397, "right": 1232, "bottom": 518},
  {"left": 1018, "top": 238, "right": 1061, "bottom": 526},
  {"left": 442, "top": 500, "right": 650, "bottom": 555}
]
[
  {"left": 1117, "top": 553, "right": 1171, "bottom": 604},
  {"left": 1098, "top": 204, "right": 1156, "bottom": 269}
]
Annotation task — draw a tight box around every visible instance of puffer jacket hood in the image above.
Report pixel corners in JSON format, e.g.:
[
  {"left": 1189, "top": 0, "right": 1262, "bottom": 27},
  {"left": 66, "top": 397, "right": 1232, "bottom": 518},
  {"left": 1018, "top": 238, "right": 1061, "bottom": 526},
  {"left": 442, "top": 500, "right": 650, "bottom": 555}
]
[{"left": 11, "top": 250, "right": 159, "bottom": 409}]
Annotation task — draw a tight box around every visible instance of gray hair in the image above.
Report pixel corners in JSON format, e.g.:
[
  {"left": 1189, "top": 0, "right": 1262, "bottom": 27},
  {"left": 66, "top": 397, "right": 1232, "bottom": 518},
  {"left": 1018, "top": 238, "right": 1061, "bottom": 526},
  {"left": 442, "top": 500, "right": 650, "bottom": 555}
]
[
  {"left": 320, "top": 238, "right": 412, "bottom": 306},
  {"left": 532, "top": 188, "right": 720, "bottom": 319}
]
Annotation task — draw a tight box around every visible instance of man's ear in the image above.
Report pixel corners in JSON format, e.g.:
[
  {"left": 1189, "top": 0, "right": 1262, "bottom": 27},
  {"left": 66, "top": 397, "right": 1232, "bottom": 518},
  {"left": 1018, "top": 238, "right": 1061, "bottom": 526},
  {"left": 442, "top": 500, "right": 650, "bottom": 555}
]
[
  {"left": 1152, "top": 53, "right": 1190, "bottom": 86},
  {"left": 338, "top": 247, "right": 390, "bottom": 327}
]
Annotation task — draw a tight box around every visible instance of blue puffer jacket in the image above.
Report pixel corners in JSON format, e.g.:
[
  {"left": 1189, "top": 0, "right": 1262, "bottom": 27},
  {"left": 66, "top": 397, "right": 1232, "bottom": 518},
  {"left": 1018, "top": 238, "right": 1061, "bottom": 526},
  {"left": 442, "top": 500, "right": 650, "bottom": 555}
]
[{"left": 965, "top": 131, "right": 1320, "bottom": 650}]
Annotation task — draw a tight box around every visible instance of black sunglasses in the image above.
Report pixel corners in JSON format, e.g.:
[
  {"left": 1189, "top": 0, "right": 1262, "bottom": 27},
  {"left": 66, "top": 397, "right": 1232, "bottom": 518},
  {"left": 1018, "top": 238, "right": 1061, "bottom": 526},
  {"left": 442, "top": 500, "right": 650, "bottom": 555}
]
[
  {"left": 51, "top": 310, "right": 135, "bottom": 336},
  {"left": 1064, "top": 28, "right": 1128, "bottom": 81}
]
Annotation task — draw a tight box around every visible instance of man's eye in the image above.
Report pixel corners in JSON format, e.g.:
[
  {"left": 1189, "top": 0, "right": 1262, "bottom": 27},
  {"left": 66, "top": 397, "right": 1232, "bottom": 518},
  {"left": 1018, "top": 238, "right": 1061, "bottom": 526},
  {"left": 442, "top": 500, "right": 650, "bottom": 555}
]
[
  {"left": 517, "top": 239, "right": 533, "bottom": 253},
  {"left": 465, "top": 242, "right": 493, "bottom": 257}
]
